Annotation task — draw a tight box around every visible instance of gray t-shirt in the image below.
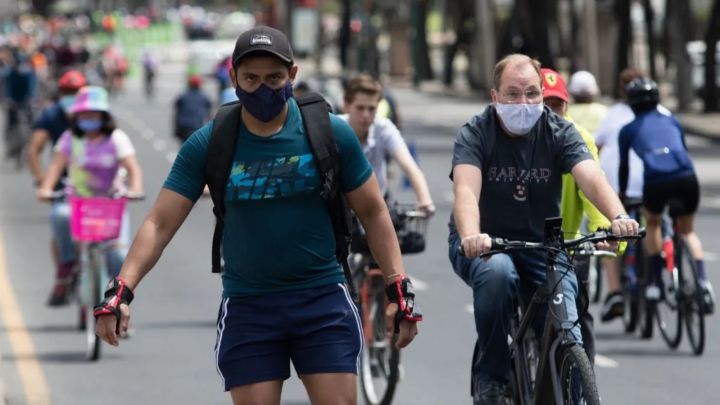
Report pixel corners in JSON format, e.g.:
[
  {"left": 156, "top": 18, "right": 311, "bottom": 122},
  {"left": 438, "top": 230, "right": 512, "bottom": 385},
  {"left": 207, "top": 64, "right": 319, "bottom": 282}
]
[
  {"left": 340, "top": 115, "right": 405, "bottom": 195},
  {"left": 450, "top": 105, "right": 592, "bottom": 241}
]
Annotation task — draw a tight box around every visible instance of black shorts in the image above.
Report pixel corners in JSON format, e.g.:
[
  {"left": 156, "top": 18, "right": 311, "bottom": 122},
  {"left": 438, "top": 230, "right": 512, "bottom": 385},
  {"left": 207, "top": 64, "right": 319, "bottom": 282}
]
[{"left": 643, "top": 175, "right": 700, "bottom": 217}]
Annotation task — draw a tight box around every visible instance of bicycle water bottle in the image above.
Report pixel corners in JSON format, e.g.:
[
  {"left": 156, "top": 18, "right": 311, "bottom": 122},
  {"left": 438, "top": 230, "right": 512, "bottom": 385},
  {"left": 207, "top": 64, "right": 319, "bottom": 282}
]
[{"left": 662, "top": 237, "right": 674, "bottom": 272}]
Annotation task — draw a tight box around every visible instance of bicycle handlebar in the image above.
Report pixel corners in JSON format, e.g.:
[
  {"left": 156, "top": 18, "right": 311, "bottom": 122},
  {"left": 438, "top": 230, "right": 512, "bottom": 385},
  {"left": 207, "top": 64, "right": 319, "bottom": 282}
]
[
  {"left": 43, "top": 190, "right": 146, "bottom": 202},
  {"left": 458, "top": 228, "right": 646, "bottom": 258}
]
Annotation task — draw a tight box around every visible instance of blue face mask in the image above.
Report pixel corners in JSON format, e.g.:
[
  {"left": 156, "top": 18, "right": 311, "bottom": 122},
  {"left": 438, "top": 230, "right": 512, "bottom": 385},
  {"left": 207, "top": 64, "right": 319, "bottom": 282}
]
[
  {"left": 77, "top": 118, "right": 103, "bottom": 133},
  {"left": 235, "top": 81, "right": 293, "bottom": 122},
  {"left": 58, "top": 96, "right": 75, "bottom": 113}
]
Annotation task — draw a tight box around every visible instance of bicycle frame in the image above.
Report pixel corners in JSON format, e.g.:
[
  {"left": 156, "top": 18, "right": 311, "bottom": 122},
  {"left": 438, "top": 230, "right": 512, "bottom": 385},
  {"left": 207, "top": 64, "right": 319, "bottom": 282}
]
[
  {"left": 509, "top": 218, "right": 580, "bottom": 405},
  {"left": 77, "top": 239, "right": 112, "bottom": 360}
]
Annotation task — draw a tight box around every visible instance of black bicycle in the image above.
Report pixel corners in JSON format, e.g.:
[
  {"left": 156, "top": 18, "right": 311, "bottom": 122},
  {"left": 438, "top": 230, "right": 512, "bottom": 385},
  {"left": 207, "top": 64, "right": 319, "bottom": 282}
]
[
  {"left": 351, "top": 202, "right": 428, "bottom": 405},
  {"left": 653, "top": 217, "right": 706, "bottom": 355},
  {"left": 461, "top": 217, "right": 644, "bottom": 405},
  {"left": 618, "top": 198, "right": 649, "bottom": 336}
]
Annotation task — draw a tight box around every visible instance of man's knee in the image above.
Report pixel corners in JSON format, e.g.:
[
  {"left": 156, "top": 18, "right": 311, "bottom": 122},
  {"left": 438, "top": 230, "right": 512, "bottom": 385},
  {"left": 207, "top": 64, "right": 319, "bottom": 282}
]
[
  {"left": 469, "top": 255, "right": 518, "bottom": 321},
  {"left": 470, "top": 254, "right": 518, "bottom": 293},
  {"left": 301, "top": 373, "right": 356, "bottom": 405},
  {"left": 229, "top": 380, "right": 283, "bottom": 405}
]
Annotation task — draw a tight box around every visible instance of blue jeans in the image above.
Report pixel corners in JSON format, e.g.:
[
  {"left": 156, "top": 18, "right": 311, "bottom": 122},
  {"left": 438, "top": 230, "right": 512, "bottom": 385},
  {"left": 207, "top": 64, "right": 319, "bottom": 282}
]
[
  {"left": 448, "top": 231, "right": 581, "bottom": 384},
  {"left": 50, "top": 201, "right": 77, "bottom": 264},
  {"left": 50, "top": 200, "right": 131, "bottom": 277}
]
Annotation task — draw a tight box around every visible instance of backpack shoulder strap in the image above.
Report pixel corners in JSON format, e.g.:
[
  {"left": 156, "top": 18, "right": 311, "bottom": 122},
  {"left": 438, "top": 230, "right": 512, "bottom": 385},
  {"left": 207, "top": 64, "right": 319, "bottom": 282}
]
[
  {"left": 296, "top": 93, "right": 339, "bottom": 201},
  {"left": 204, "top": 100, "right": 242, "bottom": 273},
  {"left": 296, "top": 93, "right": 356, "bottom": 297}
]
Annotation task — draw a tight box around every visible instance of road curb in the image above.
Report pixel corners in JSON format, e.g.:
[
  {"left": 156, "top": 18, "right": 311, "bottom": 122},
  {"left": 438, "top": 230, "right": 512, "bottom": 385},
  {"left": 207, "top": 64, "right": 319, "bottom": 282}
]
[{"left": 678, "top": 115, "right": 720, "bottom": 142}]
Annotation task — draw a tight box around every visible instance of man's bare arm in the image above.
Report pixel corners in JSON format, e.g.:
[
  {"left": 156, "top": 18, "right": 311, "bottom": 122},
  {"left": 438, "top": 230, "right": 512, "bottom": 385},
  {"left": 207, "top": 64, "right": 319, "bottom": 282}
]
[
  {"left": 345, "top": 175, "right": 404, "bottom": 281},
  {"left": 27, "top": 129, "right": 50, "bottom": 184},
  {"left": 118, "top": 189, "right": 195, "bottom": 289}
]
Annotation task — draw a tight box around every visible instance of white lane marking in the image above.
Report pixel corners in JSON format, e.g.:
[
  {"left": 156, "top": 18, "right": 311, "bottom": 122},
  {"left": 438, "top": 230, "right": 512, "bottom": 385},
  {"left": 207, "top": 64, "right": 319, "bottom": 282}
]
[
  {"left": 153, "top": 139, "right": 167, "bottom": 152},
  {"left": 594, "top": 354, "right": 619, "bottom": 368},
  {"left": 412, "top": 277, "right": 429, "bottom": 291},
  {"left": 465, "top": 303, "right": 474, "bottom": 314},
  {"left": 166, "top": 151, "right": 178, "bottom": 163}
]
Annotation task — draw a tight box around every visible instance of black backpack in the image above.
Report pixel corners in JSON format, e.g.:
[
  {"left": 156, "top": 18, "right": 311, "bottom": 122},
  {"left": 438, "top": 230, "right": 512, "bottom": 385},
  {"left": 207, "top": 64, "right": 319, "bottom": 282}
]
[{"left": 203, "top": 92, "right": 356, "bottom": 295}]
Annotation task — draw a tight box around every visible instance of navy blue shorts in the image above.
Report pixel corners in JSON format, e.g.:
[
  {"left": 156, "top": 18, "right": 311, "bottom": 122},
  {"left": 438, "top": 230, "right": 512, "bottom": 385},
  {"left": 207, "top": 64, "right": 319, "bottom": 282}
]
[{"left": 214, "top": 283, "right": 363, "bottom": 391}]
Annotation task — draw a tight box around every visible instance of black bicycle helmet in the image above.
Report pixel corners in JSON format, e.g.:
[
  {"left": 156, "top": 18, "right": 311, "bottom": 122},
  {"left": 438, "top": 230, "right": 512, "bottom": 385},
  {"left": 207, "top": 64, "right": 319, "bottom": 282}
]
[{"left": 625, "top": 77, "right": 659, "bottom": 112}]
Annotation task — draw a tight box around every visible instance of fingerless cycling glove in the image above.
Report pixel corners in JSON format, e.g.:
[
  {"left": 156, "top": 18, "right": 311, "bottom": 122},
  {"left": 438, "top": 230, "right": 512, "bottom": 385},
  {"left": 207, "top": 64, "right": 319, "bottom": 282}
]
[
  {"left": 93, "top": 276, "right": 134, "bottom": 333},
  {"left": 385, "top": 275, "right": 423, "bottom": 333}
]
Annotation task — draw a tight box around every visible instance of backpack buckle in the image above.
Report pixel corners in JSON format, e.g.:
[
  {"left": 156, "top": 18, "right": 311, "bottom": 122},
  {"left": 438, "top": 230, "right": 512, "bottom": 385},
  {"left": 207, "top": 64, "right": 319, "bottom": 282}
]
[{"left": 320, "top": 169, "right": 336, "bottom": 201}]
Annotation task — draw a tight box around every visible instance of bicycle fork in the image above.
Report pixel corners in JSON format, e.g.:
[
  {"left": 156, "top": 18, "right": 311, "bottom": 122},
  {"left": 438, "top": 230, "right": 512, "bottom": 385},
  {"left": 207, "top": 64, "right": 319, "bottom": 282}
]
[{"left": 534, "top": 266, "right": 577, "bottom": 405}]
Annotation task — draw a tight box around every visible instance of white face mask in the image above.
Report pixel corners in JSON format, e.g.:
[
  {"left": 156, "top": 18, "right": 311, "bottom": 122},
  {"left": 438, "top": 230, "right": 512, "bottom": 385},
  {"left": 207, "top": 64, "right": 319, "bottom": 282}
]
[{"left": 494, "top": 102, "right": 544, "bottom": 136}]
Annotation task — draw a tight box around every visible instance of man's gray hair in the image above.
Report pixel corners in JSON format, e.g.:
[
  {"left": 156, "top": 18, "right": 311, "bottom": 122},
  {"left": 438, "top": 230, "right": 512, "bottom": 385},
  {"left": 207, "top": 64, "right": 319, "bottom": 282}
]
[{"left": 493, "top": 54, "right": 542, "bottom": 90}]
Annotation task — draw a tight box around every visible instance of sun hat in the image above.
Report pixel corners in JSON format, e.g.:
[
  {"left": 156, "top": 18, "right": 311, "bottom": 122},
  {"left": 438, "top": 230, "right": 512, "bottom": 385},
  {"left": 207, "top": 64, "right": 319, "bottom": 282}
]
[{"left": 69, "top": 86, "right": 110, "bottom": 114}]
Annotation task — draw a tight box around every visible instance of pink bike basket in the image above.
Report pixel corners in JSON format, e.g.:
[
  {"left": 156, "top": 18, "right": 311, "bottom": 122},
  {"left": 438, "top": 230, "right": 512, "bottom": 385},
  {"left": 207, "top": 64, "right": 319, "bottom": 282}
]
[{"left": 69, "top": 196, "right": 127, "bottom": 242}]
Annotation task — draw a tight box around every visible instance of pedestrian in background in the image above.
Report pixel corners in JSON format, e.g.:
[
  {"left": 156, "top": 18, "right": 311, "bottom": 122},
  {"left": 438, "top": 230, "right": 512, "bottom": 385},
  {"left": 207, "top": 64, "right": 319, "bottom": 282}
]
[
  {"left": 567, "top": 70, "right": 608, "bottom": 136},
  {"left": 173, "top": 74, "right": 211, "bottom": 143}
]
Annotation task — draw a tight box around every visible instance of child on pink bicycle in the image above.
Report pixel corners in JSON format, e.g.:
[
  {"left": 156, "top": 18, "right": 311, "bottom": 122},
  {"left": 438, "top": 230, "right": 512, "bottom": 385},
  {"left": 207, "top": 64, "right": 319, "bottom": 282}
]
[{"left": 36, "top": 86, "right": 144, "bottom": 299}]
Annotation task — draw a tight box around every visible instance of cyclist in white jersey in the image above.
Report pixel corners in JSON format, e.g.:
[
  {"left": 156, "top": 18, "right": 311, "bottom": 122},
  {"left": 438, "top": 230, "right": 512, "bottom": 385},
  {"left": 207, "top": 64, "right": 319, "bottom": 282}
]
[{"left": 340, "top": 74, "right": 435, "bottom": 215}]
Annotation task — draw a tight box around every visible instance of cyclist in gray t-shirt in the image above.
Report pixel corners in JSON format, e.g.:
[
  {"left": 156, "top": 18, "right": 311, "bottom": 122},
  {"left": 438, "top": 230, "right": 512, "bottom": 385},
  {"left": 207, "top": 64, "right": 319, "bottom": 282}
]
[{"left": 341, "top": 74, "right": 434, "bottom": 215}]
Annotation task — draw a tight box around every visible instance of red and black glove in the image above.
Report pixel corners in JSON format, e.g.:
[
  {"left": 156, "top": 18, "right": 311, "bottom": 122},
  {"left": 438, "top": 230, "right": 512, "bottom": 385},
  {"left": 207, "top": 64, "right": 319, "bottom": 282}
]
[
  {"left": 93, "top": 276, "right": 134, "bottom": 333},
  {"left": 385, "top": 275, "right": 423, "bottom": 333}
]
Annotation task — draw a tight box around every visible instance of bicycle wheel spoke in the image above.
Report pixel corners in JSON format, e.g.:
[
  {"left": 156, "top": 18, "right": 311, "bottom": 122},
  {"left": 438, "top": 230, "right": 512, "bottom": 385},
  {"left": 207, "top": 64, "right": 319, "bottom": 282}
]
[
  {"left": 558, "top": 346, "right": 600, "bottom": 405},
  {"left": 359, "top": 276, "right": 400, "bottom": 405}
]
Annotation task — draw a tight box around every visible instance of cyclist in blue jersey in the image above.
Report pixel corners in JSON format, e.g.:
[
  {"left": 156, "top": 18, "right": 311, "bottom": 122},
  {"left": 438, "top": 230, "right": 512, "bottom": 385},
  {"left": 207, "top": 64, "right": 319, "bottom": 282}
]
[
  {"left": 94, "top": 26, "right": 421, "bottom": 405},
  {"left": 619, "top": 77, "right": 714, "bottom": 314}
]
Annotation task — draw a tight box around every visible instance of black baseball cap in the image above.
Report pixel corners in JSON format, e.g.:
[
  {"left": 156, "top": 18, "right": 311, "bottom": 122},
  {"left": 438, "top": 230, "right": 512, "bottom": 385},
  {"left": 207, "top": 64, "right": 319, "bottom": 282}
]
[{"left": 232, "top": 26, "right": 294, "bottom": 67}]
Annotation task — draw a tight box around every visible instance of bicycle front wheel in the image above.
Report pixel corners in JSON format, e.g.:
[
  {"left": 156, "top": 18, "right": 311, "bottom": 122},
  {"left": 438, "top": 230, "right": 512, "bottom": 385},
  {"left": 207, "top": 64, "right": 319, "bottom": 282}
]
[
  {"left": 84, "top": 247, "right": 103, "bottom": 361},
  {"left": 557, "top": 345, "right": 601, "bottom": 405},
  {"left": 678, "top": 238, "right": 705, "bottom": 355},
  {"left": 359, "top": 274, "right": 400, "bottom": 405}
]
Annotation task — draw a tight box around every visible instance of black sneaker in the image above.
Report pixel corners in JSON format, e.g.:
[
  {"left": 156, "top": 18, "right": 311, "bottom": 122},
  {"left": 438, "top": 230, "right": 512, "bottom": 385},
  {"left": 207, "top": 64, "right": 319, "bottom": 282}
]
[
  {"left": 600, "top": 292, "right": 625, "bottom": 322},
  {"left": 46, "top": 281, "right": 71, "bottom": 307},
  {"left": 473, "top": 380, "right": 510, "bottom": 405}
]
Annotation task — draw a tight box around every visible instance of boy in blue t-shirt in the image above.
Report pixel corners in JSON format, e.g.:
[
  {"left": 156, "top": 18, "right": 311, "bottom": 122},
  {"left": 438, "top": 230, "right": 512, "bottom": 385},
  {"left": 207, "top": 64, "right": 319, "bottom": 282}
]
[{"left": 28, "top": 70, "right": 86, "bottom": 306}]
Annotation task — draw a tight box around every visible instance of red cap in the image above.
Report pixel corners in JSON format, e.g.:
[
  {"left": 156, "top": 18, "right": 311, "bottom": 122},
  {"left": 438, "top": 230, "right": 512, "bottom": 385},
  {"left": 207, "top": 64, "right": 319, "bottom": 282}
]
[
  {"left": 58, "top": 70, "right": 87, "bottom": 92},
  {"left": 188, "top": 74, "right": 203, "bottom": 87},
  {"left": 541, "top": 68, "right": 569, "bottom": 103}
]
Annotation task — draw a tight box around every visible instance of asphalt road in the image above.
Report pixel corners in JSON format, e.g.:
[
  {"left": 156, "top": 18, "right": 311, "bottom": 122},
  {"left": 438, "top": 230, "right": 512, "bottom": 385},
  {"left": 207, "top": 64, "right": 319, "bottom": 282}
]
[{"left": 1, "top": 59, "right": 719, "bottom": 405}]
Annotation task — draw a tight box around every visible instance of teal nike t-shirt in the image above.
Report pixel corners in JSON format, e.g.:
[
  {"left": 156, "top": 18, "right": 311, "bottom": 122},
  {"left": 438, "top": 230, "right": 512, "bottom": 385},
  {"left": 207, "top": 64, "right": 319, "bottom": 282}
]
[{"left": 163, "top": 98, "right": 372, "bottom": 297}]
